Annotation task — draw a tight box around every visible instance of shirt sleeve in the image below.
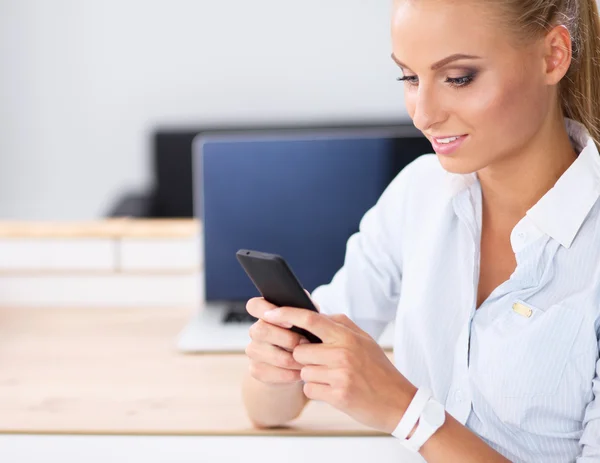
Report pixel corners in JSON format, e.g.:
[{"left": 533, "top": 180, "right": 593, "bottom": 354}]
[
  {"left": 310, "top": 158, "right": 415, "bottom": 341},
  {"left": 577, "top": 335, "right": 600, "bottom": 461}
]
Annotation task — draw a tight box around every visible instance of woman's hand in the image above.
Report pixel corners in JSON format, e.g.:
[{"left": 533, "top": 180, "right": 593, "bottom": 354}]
[
  {"left": 263, "top": 307, "right": 418, "bottom": 433},
  {"left": 244, "top": 297, "right": 311, "bottom": 386}
]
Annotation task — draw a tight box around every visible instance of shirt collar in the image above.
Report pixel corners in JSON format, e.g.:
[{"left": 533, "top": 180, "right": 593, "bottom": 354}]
[
  {"left": 443, "top": 117, "right": 600, "bottom": 248},
  {"left": 527, "top": 118, "right": 600, "bottom": 248}
]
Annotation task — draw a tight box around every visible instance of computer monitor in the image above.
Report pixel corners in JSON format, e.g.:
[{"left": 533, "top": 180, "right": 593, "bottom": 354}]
[
  {"left": 151, "top": 120, "right": 414, "bottom": 217},
  {"left": 193, "top": 126, "right": 431, "bottom": 304}
]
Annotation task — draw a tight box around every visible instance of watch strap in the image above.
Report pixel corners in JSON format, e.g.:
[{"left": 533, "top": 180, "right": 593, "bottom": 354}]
[
  {"left": 404, "top": 397, "right": 445, "bottom": 452},
  {"left": 391, "top": 387, "right": 433, "bottom": 440}
]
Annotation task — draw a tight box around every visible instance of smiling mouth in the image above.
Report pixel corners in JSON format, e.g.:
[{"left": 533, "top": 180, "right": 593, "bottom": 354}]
[{"left": 432, "top": 134, "right": 467, "bottom": 144}]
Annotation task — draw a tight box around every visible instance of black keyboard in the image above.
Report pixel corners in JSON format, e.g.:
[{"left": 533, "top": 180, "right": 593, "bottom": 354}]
[{"left": 223, "top": 306, "right": 258, "bottom": 324}]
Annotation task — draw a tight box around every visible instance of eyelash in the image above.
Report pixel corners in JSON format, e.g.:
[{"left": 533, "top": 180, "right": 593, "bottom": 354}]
[{"left": 396, "top": 73, "right": 476, "bottom": 88}]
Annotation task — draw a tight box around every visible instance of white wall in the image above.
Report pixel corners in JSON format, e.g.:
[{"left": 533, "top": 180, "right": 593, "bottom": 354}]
[{"left": 0, "top": 0, "right": 408, "bottom": 220}]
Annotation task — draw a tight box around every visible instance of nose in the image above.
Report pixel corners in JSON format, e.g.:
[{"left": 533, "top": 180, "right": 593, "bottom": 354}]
[{"left": 410, "top": 84, "right": 446, "bottom": 134}]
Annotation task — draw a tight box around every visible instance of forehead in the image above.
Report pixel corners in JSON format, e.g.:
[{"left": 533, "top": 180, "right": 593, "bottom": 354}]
[{"left": 391, "top": 0, "right": 507, "bottom": 65}]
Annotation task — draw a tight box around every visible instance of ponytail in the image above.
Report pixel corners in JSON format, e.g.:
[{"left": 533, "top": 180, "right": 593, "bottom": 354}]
[{"left": 559, "top": 0, "right": 600, "bottom": 151}]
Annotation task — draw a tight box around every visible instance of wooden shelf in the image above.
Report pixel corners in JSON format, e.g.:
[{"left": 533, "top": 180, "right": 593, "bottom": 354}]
[{"left": 0, "top": 219, "right": 200, "bottom": 239}]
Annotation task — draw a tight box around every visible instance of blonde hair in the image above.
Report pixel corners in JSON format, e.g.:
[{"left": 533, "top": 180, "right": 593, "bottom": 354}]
[{"left": 496, "top": 0, "right": 600, "bottom": 151}]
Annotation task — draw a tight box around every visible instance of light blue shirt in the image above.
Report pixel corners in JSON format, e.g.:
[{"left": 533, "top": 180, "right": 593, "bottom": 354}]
[{"left": 311, "top": 117, "right": 600, "bottom": 462}]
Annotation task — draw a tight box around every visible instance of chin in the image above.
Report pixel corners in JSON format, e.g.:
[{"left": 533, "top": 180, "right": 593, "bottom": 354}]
[{"left": 435, "top": 154, "right": 481, "bottom": 175}]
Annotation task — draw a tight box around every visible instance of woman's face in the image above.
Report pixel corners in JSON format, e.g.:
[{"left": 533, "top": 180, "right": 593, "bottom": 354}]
[{"left": 391, "top": 0, "right": 550, "bottom": 174}]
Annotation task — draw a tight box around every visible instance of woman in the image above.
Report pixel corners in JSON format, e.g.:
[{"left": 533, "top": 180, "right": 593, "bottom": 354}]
[{"left": 242, "top": 0, "right": 600, "bottom": 461}]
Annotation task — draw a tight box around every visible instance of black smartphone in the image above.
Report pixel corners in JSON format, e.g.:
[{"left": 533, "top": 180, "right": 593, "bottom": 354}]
[{"left": 235, "top": 249, "right": 322, "bottom": 344}]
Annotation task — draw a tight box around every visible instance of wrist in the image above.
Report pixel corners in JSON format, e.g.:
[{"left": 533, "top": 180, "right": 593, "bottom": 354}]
[
  {"left": 402, "top": 397, "right": 446, "bottom": 453},
  {"left": 390, "top": 386, "right": 433, "bottom": 442},
  {"left": 386, "top": 382, "right": 418, "bottom": 434}
]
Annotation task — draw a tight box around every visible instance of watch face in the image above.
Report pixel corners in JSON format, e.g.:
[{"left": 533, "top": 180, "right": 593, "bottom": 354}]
[{"left": 422, "top": 400, "right": 446, "bottom": 427}]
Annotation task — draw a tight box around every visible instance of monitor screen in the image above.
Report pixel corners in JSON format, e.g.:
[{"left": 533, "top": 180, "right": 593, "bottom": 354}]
[{"left": 194, "top": 128, "right": 431, "bottom": 302}]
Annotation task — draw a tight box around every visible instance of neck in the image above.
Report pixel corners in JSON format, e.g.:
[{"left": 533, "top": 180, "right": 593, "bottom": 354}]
[{"left": 477, "top": 112, "right": 578, "bottom": 230}]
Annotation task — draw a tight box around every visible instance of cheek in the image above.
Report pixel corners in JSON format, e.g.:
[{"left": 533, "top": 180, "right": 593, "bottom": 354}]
[
  {"left": 402, "top": 75, "right": 537, "bottom": 128},
  {"left": 467, "top": 74, "right": 548, "bottom": 154},
  {"left": 404, "top": 87, "right": 416, "bottom": 118},
  {"left": 403, "top": 70, "right": 549, "bottom": 166}
]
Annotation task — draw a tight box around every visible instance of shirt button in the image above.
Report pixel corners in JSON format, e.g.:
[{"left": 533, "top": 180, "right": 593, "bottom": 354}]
[
  {"left": 517, "top": 231, "right": 526, "bottom": 240},
  {"left": 455, "top": 390, "right": 463, "bottom": 402}
]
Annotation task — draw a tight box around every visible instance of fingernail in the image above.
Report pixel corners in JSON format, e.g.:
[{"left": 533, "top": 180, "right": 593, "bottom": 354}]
[{"left": 299, "top": 338, "right": 310, "bottom": 344}]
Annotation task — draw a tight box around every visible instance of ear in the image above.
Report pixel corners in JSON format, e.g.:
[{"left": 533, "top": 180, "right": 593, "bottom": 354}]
[{"left": 543, "top": 24, "right": 572, "bottom": 85}]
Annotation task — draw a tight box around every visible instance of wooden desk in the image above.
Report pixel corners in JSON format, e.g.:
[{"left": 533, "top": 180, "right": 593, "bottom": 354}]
[{"left": 0, "top": 307, "right": 383, "bottom": 437}]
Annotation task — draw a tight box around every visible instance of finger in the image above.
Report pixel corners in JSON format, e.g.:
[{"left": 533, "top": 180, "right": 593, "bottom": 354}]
[
  {"left": 246, "top": 341, "right": 304, "bottom": 370},
  {"left": 293, "top": 344, "right": 351, "bottom": 368},
  {"left": 300, "top": 365, "right": 334, "bottom": 385},
  {"left": 249, "top": 361, "right": 302, "bottom": 384},
  {"left": 302, "top": 382, "right": 334, "bottom": 402},
  {"left": 263, "top": 307, "right": 344, "bottom": 343},
  {"left": 246, "top": 297, "right": 276, "bottom": 317},
  {"left": 246, "top": 297, "right": 293, "bottom": 329},
  {"left": 249, "top": 320, "right": 305, "bottom": 351}
]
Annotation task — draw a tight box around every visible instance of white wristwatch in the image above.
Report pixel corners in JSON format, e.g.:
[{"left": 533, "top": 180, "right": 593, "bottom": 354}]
[
  {"left": 392, "top": 387, "right": 432, "bottom": 440},
  {"left": 403, "top": 397, "right": 446, "bottom": 452}
]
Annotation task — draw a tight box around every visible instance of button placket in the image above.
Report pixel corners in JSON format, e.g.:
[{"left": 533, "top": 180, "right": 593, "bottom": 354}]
[
  {"left": 446, "top": 320, "right": 474, "bottom": 424},
  {"left": 448, "top": 186, "right": 480, "bottom": 425}
]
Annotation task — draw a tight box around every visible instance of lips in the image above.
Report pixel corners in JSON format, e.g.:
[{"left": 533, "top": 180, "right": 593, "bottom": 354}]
[{"left": 431, "top": 134, "right": 468, "bottom": 156}]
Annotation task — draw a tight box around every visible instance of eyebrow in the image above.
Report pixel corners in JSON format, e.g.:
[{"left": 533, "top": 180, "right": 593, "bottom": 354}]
[{"left": 390, "top": 53, "right": 482, "bottom": 71}]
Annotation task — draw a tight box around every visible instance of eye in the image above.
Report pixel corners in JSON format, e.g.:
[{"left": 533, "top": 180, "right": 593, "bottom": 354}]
[
  {"left": 396, "top": 75, "right": 418, "bottom": 86},
  {"left": 396, "top": 73, "right": 477, "bottom": 88},
  {"left": 446, "top": 74, "right": 476, "bottom": 88}
]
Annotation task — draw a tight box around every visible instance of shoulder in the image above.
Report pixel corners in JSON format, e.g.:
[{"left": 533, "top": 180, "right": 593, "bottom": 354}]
[
  {"left": 405, "top": 153, "right": 446, "bottom": 181},
  {"left": 404, "top": 152, "right": 444, "bottom": 175},
  {"left": 389, "top": 153, "right": 445, "bottom": 190},
  {"left": 572, "top": 199, "right": 600, "bottom": 269},
  {"left": 378, "top": 153, "right": 448, "bottom": 207},
  {"left": 363, "top": 153, "right": 452, "bottom": 241}
]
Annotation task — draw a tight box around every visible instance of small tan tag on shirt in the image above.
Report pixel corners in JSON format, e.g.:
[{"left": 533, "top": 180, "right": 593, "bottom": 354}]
[{"left": 512, "top": 302, "right": 533, "bottom": 318}]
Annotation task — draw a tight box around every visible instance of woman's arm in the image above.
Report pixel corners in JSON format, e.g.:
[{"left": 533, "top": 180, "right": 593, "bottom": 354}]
[
  {"left": 242, "top": 372, "right": 308, "bottom": 428},
  {"left": 241, "top": 296, "right": 312, "bottom": 428},
  {"left": 263, "top": 307, "right": 512, "bottom": 462},
  {"left": 413, "top": 412, "right": 510, "bottom": 462}
]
